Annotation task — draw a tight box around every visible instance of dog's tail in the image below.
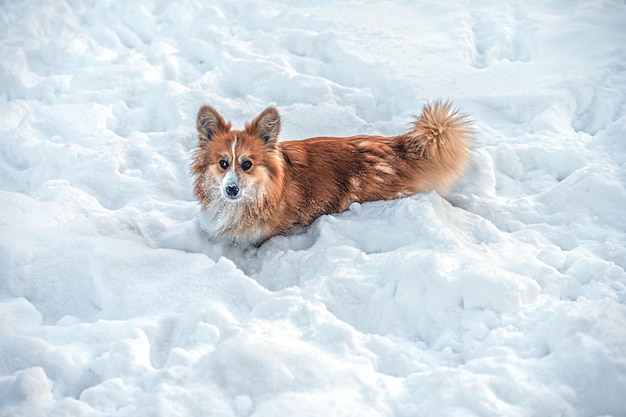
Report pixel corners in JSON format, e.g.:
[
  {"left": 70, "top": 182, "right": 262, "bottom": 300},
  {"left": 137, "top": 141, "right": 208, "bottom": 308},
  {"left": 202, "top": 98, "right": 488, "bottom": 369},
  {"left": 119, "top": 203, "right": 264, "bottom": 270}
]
[{"left": 404, "top": 100, "right": 473, "bottom": 194}]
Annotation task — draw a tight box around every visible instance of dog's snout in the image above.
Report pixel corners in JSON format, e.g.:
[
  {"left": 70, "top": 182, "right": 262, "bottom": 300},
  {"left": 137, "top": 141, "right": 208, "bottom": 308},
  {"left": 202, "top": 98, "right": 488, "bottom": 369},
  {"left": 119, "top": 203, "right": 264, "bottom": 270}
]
[{"left": 225, "top": 184, "right": 240, "bottom": 199}]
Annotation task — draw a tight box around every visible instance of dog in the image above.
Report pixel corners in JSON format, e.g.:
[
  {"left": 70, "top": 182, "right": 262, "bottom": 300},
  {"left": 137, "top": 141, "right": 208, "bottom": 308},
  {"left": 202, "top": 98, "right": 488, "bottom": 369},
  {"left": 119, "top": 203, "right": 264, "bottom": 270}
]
[{"left": 191, "top": 101, "right": 472, "bottom": 246}]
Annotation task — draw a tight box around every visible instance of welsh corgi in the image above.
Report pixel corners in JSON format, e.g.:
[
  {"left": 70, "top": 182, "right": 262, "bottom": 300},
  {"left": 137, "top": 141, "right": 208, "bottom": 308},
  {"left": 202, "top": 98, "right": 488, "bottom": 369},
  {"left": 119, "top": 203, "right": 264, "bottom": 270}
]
[{"left": 192, "top": 102, "right": 472, "bottom": 246}]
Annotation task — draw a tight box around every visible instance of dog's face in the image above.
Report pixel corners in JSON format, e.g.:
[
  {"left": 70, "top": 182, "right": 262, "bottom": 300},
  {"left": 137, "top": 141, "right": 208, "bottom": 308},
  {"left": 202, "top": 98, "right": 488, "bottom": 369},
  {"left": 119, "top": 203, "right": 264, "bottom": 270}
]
[{"left": 192, "top": 106, "right": 283, "bottom": 205}]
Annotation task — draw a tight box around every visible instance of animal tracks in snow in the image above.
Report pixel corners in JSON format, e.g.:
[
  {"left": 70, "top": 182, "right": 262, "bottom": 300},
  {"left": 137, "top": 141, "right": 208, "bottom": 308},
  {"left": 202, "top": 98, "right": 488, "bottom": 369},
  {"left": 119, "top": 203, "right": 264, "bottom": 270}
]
[{"left": 467, "top": 4, "right": 535, "bottom": 69}]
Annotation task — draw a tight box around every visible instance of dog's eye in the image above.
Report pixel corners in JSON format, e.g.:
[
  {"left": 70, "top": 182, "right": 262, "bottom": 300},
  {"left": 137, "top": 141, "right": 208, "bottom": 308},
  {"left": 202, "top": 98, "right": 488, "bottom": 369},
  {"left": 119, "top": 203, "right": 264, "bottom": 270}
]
[
  {"left": 219, "top": 159, "right": 229, "bottom": 169},
  {"left": 241, "top": 160, "right": 252, "bottom": 171}
]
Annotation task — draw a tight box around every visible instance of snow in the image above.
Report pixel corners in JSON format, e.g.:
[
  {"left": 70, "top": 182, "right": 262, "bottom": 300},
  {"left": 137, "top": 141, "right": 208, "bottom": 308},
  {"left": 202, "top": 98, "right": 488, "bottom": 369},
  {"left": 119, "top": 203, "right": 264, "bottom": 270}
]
[{"left": 1, "top": 0, "right": 626, "bottom": 416}]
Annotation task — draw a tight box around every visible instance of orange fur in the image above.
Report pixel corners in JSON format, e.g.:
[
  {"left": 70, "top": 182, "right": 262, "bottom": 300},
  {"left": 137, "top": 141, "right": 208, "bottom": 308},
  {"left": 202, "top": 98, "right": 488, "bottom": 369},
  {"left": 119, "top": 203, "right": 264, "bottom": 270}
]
[{"left": 191, "top": 101, "right": 473, "bottom": 246}]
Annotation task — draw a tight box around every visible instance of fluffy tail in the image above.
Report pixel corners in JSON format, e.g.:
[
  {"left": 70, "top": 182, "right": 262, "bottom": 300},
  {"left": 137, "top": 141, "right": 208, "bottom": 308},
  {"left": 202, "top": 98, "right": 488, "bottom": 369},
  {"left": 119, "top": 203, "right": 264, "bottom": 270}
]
[{"left": 405, "top": 100, "right": 473, "bottom": 194}]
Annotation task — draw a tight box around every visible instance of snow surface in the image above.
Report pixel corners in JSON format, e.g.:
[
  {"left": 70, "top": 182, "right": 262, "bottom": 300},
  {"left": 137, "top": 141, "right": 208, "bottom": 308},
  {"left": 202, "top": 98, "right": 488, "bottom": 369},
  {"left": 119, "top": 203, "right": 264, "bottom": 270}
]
[{"left": 1, "top": 0, "right": 626, "bottom": 416}]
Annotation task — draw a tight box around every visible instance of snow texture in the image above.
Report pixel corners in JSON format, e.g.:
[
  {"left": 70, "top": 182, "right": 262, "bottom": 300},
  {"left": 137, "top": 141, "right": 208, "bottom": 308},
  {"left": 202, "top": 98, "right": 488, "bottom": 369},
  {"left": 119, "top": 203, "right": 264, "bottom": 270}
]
[{"left": 1, "top": 1, "right": 626, "bottom": 416}]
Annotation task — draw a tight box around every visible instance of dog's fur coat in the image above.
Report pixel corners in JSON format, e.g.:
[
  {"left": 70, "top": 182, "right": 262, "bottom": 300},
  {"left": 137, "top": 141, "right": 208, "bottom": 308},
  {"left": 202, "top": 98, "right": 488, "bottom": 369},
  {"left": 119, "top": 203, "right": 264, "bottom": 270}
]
[{"left": 191, "top": 102, "right": 472, "bottom": 246}]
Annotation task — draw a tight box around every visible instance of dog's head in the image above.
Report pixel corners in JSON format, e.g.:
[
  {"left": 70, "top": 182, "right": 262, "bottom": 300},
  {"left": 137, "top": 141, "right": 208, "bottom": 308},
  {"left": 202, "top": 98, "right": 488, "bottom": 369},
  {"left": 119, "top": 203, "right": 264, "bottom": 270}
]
[{"left": 192, "top": 106, "right": 283, "bottom": 205}]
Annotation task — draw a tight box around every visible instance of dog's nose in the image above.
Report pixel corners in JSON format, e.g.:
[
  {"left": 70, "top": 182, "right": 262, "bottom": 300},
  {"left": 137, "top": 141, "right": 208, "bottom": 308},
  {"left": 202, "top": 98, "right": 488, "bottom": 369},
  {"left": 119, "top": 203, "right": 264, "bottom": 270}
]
[{"left": 225, "top": 184, "right": 240, "bottom": 199}]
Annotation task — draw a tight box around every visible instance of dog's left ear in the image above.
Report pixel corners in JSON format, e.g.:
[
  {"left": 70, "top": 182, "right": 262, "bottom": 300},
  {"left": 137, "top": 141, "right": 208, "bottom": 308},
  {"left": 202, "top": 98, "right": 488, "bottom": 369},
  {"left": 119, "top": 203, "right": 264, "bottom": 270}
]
[{"left": 248, "top": 107, "right": 281, "bottom": 146}]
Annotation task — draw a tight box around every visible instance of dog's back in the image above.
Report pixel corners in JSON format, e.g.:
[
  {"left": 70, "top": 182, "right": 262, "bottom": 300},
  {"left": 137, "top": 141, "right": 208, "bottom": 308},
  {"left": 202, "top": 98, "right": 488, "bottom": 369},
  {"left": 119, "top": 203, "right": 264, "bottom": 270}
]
[{"left": 274, "top": 101, "right": 472, "bottom": 230}]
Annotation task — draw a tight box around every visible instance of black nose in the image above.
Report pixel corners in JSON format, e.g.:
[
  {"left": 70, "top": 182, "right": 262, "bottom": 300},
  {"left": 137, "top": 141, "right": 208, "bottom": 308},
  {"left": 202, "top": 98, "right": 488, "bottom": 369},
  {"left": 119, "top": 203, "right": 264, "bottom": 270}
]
[{"left": 225, "top": 184, "right": 239, "bottom": 198}]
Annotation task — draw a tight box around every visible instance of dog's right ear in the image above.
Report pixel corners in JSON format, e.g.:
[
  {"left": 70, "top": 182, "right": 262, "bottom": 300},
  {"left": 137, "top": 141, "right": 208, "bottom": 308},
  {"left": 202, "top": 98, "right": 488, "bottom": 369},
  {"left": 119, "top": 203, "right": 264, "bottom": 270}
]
[{"left": 197, "top": 105, "right": 231, "bottom": 142}]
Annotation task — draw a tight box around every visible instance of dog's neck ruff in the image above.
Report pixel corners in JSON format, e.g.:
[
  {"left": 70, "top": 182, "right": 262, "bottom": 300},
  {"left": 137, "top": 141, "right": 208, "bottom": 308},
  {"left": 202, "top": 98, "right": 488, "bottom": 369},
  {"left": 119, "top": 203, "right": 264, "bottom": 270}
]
[{"left": 199, "top": 185, "right": 272, "bottom": 246}]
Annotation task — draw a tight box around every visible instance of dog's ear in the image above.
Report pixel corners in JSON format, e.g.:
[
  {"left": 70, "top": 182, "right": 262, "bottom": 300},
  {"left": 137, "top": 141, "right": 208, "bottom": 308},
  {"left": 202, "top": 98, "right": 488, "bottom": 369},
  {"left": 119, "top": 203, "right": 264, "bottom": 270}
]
[
  {"left": 248, "top": 107, "right": 281, "bottom": 146},
  {"left": 197, "top": 105, "right": 231, "bottom": 142}
]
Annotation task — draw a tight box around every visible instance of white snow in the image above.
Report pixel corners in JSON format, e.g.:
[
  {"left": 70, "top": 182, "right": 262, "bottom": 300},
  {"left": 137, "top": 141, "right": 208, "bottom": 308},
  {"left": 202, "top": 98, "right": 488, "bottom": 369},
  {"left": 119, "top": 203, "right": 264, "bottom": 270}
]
[{"left": 1, "top": 1, "right": 626, "bottom": 416}]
